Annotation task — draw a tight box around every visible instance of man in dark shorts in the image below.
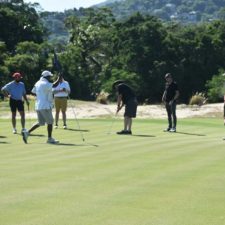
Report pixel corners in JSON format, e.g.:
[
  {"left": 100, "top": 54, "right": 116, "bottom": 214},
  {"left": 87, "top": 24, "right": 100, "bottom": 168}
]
[
  {"left": 1, "top": 72, "right": 29, "bottom": 134},
  {"left": 112, "top": 80, "right": 138, "bottom": 135},
  {"left": 162, "top": 73, "right": 179, "bottom": 132}
]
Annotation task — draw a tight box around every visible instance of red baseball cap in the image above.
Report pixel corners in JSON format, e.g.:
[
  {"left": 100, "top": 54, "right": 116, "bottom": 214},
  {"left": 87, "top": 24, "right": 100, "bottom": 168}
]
[{"left": 12, "top": 72, "right": 23, "bottom": 79}]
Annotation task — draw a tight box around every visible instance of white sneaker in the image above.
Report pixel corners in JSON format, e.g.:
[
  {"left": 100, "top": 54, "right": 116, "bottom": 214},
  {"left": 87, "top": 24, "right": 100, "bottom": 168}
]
[
  {"left": 13, "top": 128, "right": 17, "bottom": 134},
  {"left": 63, "top": 125, "right": 67, "bottom": 129},
  {"left": 47, "top": 137, "right": 59, "bottom": 144},
  {"left": 22, "top": 130, "right": 29, "bottom": 144},
  {"left": 169, "top": 128, "right": 176, "bottom": 132},
  {"left": 54, "top": 125, "right": 58, "bottom": 129}
]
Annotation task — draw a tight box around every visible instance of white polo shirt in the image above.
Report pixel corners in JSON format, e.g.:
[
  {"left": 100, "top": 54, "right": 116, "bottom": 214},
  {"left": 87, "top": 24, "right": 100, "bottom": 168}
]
[
  {"left": 53, "top": 80, "right": 70, "bottom": 97},
  {"left": 32, "top": 77, "right": 53, "bottom": 110}
]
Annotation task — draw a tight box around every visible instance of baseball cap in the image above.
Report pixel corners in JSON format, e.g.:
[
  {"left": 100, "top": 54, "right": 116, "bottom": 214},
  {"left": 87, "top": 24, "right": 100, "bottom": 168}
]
[
  {"left": 12, "top": 72, "right": 23, "bottom": 79},
  {"left": 112, "top": 80, "right": 125, "bottom": 89},
  {"left": 41, "top": 70, "right": 53, "bottom": 78}
]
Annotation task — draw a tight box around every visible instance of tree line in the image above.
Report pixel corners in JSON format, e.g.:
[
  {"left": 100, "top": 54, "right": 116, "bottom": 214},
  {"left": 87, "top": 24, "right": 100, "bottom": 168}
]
[{"left": 1, "top": 1, "right": 225, "bottom": 103}]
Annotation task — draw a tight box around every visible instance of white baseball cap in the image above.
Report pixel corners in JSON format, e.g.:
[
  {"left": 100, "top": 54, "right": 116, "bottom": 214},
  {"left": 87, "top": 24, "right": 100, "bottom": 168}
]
[{"left": 41, "top": 70, "right": 53, "bottom": 77}]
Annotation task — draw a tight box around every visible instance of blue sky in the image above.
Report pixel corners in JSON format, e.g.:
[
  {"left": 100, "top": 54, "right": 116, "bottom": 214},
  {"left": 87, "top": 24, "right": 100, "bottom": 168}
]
[{"left": 24, "top": 0, "right": 106, "bottom": 11}]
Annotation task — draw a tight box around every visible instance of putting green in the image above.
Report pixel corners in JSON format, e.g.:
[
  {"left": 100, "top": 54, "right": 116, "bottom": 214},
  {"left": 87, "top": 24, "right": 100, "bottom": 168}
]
[{"left": 0, "top": 118, "right": 225, "bottom": 225}]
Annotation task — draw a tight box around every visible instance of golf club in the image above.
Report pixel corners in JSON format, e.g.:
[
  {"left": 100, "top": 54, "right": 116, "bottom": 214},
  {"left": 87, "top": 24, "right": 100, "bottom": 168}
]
[
  {"left": 68, "top": 97, "right": 85, "bottom": 142},
  {"left": 107, "top": 112, "right": 118, "bottom": 134}
]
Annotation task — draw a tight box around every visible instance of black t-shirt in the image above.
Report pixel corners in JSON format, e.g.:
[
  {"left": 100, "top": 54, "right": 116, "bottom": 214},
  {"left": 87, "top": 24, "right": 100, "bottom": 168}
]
[
  {"left": 165, "top": 81, "right": 178, "bottom": 102},
  {"left": 118, "top": 83, "right": 136, "bottom": 104}
]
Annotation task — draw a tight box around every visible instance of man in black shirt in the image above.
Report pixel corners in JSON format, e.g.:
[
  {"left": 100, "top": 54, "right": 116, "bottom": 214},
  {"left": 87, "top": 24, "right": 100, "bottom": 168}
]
[
  {"left": 162, "top": 73, "right": 179, "bottom": 132},
  {"left": 112, "top": 80, "right": 138, "bottom": 135}
]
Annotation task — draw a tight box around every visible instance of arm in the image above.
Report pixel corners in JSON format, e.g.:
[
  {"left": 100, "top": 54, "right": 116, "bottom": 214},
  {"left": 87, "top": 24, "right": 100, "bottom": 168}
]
[
  {"left": 162, "top": 91, "right": 166, "bottom": 103},
  {"left": 169, "top": 90, "right": 179, "bottom": 105},
  {"left": 23, "top": 94, "right": 29, "bottom": 106},
  {"left": 116, "top": 94, "right": 124, "bottom": 113}
]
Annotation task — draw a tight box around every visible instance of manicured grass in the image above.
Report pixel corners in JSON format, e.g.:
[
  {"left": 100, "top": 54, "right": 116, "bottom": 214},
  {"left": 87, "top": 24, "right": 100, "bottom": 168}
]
[{"left": 0, "top": 118, "right": 225, "bottom": 225}]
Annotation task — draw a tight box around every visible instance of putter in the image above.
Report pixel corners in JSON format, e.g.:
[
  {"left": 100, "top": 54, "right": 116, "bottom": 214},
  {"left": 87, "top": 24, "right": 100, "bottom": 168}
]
[
  {"left": 69, "top": 98, "right": 85, "bottom": 142},
  {"left": 107, "top": 112, "right": 118, "bottom": 134}
]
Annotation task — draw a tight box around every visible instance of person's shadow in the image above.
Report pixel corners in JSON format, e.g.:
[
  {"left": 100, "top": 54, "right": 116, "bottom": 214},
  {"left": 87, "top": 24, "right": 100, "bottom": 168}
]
[
  {"left": 174, "top": 131, "right": 206, "bottom": 137},
  {"left": 130, "top": 134, "right": 156, "bottom": 138},
  {"left": 0, "top": 136, "right": 8, "bottom": 144},
  {"left": 65, "top": 128, "right": 89, "bottom": 132}
]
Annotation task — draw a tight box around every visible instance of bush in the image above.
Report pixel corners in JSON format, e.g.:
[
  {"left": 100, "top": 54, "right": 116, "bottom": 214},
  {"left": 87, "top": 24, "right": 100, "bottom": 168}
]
[
  {"left": 189, "top": 92, "right": 207, "bottom": 106},
  {"left": 96, "top": 91, "right": 109, "bottom": 104},
  {"left": 206, "top": 71, "right": 225, "bottom": 102}
]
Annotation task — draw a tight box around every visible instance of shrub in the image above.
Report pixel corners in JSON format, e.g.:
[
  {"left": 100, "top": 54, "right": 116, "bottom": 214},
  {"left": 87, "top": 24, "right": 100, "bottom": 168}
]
[
  {"left": 96, "top": 91, "right": 109, "bottom": 104},
  {"left": 189, "top": 92, "right": 207, "bottom": 106}
]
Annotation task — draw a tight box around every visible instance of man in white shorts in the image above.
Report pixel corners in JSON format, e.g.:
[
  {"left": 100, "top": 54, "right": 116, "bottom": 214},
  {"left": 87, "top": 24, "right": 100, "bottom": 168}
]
[{"left": 22, "top": 70, "right": 59, "bottom": 144}]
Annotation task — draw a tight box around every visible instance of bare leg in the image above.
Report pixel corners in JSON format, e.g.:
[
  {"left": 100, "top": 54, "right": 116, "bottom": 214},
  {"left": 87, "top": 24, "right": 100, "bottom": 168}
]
[
  {"left": 47, "top": 124, "right": 53, "bottom": 138},
  {"left": 28, "top": 122, "right": 40, "bottom": 134},
  {"left": 12, "top": 112, "right": 16, "bottom": 129},
  {"left": 127, "top": 117, "right": 132, "bottom": 131},
  {"left": 62, "top": 111, "right": 66, "bottom": 126},
  {"left": 19, "top": 111, "right": 25, "bottom": 129},
  {"left": 55, "top": 110, "right": 60, "bottom": 126}
]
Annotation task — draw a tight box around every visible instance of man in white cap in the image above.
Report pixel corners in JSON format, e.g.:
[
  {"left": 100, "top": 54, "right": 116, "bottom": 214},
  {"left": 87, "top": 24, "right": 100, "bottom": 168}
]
[{"left": 22, "top": 70, "right": 59, "bottom": 144}]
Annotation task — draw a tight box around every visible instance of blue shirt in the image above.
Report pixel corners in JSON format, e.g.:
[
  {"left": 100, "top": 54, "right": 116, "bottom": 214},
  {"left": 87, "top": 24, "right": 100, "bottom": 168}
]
[{"left": 1, "top": 81, "right": 26, "bottom": 100}]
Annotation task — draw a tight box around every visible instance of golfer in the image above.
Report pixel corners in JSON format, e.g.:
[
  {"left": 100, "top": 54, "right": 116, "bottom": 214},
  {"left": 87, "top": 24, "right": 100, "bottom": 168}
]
[
  {"left": 162, "top": 73, "right": 179, "bottom": 132},
  {"left": 22, "top": 70, "right": 59, "bottom": 144},
  {"left": 112, "top": 80, "right": 138, "bottom": 135},
  {"left": 1, "top": 72, "right": 29, "bottom": 134},
  {"left": 52, "top": 74, "right": 70, "bottom": 129}
]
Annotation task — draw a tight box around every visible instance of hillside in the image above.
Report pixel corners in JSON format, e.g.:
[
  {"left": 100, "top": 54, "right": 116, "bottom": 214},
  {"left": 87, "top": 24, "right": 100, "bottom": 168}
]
[{"left": 96, "top": 0, "right": 225, "bottom": 22}]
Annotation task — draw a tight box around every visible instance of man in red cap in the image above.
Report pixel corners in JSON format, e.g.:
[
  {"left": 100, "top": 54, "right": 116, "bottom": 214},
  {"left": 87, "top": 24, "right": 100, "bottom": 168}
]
[{"left": 1, "top": 72, "right": 29, "bottom": 134}]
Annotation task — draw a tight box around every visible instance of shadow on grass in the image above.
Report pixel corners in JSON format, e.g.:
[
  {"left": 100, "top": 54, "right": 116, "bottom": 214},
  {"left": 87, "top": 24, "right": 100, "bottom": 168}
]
[
  {"left": 56, "top": 142, "right": 99, "bottom": 147},
  {"left": 29, "top": 134, "right": 45, "bottom": 137},
  {"left": 0, "top": 136, "right": 7, "bottom": 138},
  {"left": 174, "top": 131, "right": 206, "bottom": 137},
  {"left": 65, "top": 128, "right": 90, "bottom": 132},
  {"left": 0, "top": 141, "right": 8, "bottom": 144},
  {"left": 131, "top": 134, "right": 156, "bottom": 138}
]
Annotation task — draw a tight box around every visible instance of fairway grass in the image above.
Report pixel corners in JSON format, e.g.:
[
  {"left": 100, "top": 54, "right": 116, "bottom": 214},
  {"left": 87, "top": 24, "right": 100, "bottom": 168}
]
[{"left": 0, "top": 118, "right": 225, "bottom": 225}]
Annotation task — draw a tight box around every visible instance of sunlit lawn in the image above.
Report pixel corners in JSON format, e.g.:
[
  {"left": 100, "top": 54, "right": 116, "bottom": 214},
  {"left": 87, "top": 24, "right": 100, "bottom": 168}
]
[{"left": 0, "top": 117, "right": 225, "bottom": 225}]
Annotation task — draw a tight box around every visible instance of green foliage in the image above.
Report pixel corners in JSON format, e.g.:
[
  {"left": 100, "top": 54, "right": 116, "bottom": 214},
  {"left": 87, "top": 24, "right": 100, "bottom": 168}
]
[
  {"left": 206, "top": 70, "right": 225, "bottom": 102},
  {"left": 0, "top": 1, "right": 46, "bottom": 51},
  {"left": 100, "top": 0, "right": 225, "bottom": 22}
]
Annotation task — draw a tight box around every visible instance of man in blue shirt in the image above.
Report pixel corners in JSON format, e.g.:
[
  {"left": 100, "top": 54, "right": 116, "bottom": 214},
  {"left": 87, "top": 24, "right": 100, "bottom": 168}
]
[{"left": 1, "top": 72, "right": 29, "bottom": 134}]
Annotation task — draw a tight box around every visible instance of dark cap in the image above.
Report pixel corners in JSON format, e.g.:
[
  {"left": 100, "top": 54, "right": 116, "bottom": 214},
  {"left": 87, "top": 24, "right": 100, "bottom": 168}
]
[{"left": 112, "top": 80, "right": 124, "bottom": 89}]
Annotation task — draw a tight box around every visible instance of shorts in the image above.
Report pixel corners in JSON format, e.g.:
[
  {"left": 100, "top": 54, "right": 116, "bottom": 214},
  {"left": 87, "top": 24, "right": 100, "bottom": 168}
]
[
  {"left": 54, "top": 97, "right": 68, "bottom": 111},
  {"left": 10, "top": 98, "right": 24, "bottom": 112},
  {"left": 124, "top": 98, "right": 138, "bottom": 118},
  {"left": 37, "top": 109, "right": 54, "bottom": 125}
]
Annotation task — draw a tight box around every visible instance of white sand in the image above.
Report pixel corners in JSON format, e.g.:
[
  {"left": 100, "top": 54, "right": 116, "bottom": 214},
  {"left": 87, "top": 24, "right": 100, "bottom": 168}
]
[{"left": 1, "top": 102, "right": 223, "bottom": 119}]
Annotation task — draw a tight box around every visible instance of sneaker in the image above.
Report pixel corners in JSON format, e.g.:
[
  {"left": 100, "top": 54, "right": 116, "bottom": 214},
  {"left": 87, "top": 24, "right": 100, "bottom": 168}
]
[
  {"left": 13, "top": 128, "right": 17, "bottom": 134},
  {"left": 47, "top": 137, "right": 59, "bottom": 144},
  {"left": 163, "top": 127, "right": 171, "bottom": 132},
  {"left": 169, "top": 128, "right": 176, "bottom": 132},
  {"left": 21, "top": 128, "right": 26, "bottom": 133},
  {"left": 54, "top": 125, "right": 58, "bottom": 129},
  {"left": 117, "top": 130, "right": 132, "bottom": 135},
  {"left": 63, "top": 125, "right": 67, "bottom": 129},
  {"left": 22, "top": 130, "right": 29, "bottom": 144}
]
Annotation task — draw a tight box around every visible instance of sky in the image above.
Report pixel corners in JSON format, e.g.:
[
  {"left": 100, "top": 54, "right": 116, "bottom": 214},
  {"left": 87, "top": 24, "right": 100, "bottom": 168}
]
[{"left": 24, "top": 0, "right": 106, "bottom": 12}]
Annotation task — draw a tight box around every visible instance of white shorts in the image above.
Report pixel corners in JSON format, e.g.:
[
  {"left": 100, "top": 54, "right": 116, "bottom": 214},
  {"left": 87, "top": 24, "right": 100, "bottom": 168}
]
[{"left": 37, "top": 109, "right": 54, "bottom": 125}]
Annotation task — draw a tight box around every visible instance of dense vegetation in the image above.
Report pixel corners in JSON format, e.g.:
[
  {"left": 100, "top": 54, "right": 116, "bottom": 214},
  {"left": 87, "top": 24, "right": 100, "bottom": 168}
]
[
  {"left": 1, "top": 1, "right": 225, "bottom": 103},
  {"left": 99, "top": 0, "right": 225, "bottom": 22}
]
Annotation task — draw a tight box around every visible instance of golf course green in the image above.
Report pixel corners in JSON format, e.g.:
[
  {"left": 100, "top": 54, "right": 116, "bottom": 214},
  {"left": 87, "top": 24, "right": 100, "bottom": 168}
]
[{"left": 0, "top": 118, "right": 225, "bottom": 225}]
